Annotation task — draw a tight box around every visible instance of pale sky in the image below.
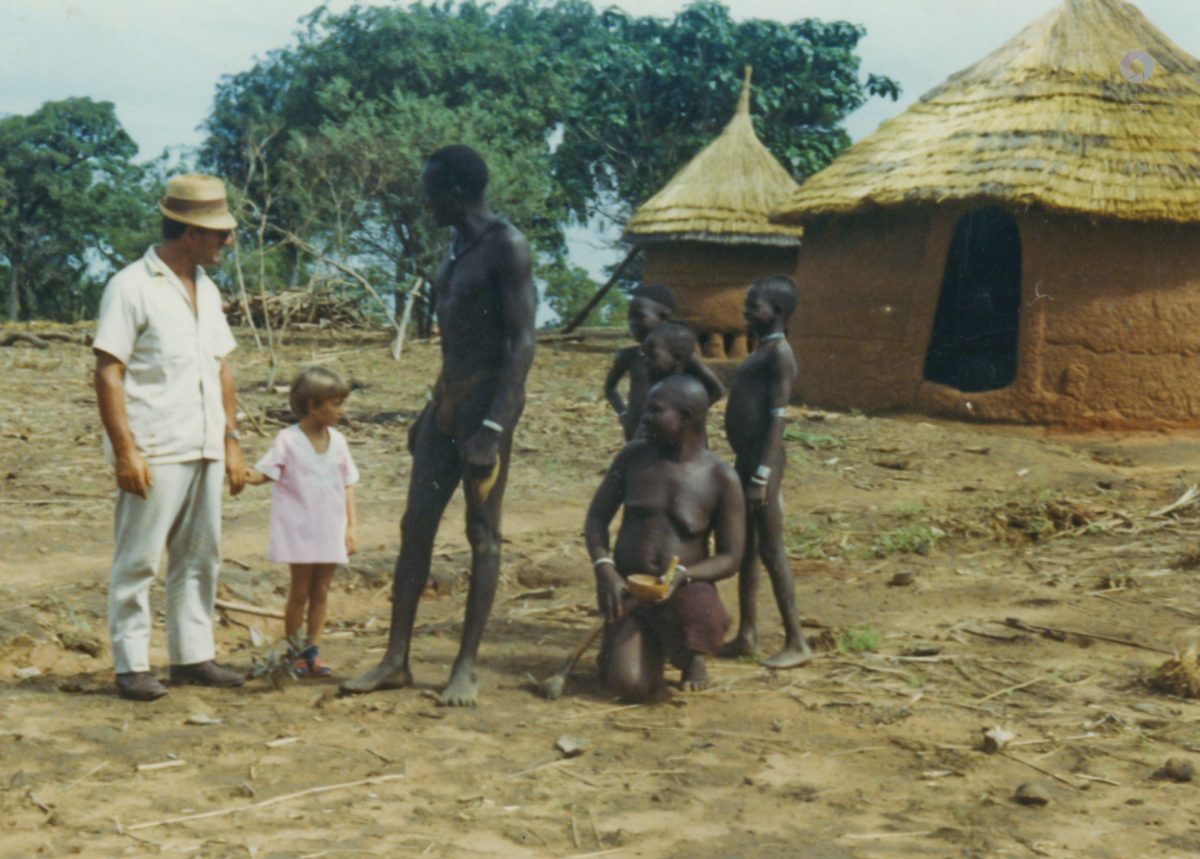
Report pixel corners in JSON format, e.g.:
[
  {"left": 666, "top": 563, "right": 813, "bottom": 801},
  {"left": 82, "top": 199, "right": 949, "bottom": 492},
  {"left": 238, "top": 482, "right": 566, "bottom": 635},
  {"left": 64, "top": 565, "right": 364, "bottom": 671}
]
[
  {"left": 2, "top": 0, "right": 1197, "bottom": 277},
  {"left": 4, "top": 0, "right": 1197, "bottom": 159}
]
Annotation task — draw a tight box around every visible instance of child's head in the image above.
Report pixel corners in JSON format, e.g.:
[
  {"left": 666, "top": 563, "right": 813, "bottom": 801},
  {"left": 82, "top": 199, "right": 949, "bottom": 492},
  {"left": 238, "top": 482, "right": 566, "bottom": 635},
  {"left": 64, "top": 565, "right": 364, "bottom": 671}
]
[
  {"left": 642, "top": 375, "right": 709, "bottom": 444},
  {"left": 289, "top": 366, "right": 350, "bottom": 422},
  {"left": 642, "top": 321, "right": 697, "bottom": 381},
  {"left": 744, "top": 274, "right": 799, "bottom": 333},
  {"left": 627, "top": 283, "right": 676, "bottom": 342}
]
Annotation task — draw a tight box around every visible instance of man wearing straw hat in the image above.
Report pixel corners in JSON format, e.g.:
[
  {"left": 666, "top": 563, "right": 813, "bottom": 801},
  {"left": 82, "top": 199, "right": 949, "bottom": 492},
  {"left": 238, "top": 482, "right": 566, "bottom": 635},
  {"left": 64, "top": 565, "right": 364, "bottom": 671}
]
[{"left": 93, "top": 174, "right": 248, "bottom": 701}]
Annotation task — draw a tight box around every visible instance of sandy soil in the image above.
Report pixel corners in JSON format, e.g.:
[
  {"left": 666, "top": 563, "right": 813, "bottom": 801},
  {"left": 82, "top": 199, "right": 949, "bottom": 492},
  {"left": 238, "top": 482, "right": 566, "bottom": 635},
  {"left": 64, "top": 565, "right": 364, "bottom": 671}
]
[{"left": 4, "top": 327, "right": 1200, "bottom": 858}]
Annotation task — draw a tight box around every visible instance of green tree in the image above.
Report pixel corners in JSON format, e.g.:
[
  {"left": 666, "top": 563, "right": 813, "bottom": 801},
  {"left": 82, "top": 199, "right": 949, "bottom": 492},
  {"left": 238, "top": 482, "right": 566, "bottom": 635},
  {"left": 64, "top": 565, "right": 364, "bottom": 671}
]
[
  {"left": 538, "top": 256, "right": 628, "bottom": 328},
  {"left": 552, "top": 1, "right": 899, "bottom": 224},
  {"left": 200, "top": 1, "right": 898, "bottom": 327},
  {"left": 0, "top": 98, "right": 151, "bottom": 321}
]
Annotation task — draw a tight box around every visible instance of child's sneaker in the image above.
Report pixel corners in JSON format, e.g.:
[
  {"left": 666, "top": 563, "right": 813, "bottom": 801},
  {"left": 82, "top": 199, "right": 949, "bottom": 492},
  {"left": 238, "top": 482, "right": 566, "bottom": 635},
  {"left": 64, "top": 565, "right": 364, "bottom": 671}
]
[
  {"left": 300, "top": 645, "right": 331, "bottom": 677},
  {"left": 287, "top": 647, "right": 311, "bottom": 677}
]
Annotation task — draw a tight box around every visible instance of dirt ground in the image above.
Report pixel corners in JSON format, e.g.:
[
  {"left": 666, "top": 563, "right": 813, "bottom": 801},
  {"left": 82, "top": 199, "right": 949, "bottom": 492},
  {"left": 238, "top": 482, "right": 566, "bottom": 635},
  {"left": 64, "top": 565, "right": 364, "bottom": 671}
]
[{"left": 5, "top": 326, "right": 1200, "bottom": 858}]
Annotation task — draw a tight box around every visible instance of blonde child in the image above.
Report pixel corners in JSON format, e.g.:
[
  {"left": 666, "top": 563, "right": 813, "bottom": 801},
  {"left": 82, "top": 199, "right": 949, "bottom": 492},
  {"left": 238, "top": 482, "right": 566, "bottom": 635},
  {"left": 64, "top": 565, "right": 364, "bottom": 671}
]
[{"left": 247, "top": 367, "right": 359, "bottom": 676}]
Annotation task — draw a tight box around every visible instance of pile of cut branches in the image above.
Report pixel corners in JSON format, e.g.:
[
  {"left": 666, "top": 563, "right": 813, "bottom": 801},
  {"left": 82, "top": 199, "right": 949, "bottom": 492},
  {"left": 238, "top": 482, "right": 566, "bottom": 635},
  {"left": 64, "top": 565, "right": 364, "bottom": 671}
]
[{"left": 224, "top": 289, "right": 371, "bottom": 329}]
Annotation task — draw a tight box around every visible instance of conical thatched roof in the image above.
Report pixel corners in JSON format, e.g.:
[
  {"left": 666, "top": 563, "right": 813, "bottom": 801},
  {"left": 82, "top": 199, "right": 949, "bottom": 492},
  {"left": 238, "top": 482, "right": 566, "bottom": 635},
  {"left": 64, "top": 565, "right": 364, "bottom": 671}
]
[
  {"left": 625, "top": 68, "right": 804, "bottom": 246},
  {"left": 774, "top": 0, "right": 1200, "bottom": 224}
]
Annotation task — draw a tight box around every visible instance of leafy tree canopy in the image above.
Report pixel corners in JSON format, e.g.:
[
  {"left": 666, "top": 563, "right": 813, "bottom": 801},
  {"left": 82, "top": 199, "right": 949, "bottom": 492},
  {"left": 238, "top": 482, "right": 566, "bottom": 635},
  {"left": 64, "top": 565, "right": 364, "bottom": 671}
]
[
  {"left": 201, "top": 0, "right": 897, "bottom": 325},
  {"left": 0, "top": 97, "right": 153, "bottom": 321}
]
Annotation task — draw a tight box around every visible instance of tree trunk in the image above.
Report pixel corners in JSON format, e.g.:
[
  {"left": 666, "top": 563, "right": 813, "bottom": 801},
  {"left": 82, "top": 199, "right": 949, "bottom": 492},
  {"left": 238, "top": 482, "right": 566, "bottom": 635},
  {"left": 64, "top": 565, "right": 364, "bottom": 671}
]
[
  {"left": 7, "top": 258, "right": 18, "bottom": 321},
  {"left": 286, "top": 243, "right": 300, "bottom": 290},
  {"left": 415, "top": 282, "right": 433, "bottom": 338},
  {"left": 393, "top": 259, "right": 405, "bottom": 325}
]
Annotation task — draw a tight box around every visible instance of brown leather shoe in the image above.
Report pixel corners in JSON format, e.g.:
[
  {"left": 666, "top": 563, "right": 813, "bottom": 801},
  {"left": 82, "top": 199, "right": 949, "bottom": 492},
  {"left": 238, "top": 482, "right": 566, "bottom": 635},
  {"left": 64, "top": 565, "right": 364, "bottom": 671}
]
[
  {"left": 116, "top": 672, "right": 168, "bottom": 701},
  {"left": 169, "top": 660, "right": 245, "bottom": 687}
]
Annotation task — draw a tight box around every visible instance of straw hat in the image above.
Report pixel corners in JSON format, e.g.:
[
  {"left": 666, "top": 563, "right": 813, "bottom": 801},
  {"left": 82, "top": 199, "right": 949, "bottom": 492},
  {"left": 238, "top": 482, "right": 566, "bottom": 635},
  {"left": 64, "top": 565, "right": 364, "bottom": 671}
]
[{"left": 158, "top": 173, "right": 237, "bottom": 230}]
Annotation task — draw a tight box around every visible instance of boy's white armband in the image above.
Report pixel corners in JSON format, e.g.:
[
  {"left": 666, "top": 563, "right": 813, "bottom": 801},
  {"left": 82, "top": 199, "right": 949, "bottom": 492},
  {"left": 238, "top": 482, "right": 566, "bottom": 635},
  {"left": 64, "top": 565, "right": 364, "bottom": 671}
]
[
  {"left": 593, "top": 556, "right": 615, "bottom": 568},
  {"left": 770, "top": 407, "right": 788, "bottom": 418},
  {"left": 481, "top": 419, "right": 504, "bottom": 434}
]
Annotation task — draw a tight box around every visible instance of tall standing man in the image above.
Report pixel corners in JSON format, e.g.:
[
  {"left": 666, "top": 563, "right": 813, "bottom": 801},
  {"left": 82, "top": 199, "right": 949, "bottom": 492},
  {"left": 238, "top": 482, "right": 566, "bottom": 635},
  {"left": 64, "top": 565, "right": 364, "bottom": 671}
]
[
  {"left": 93, "top": 174, "right": 248, "bottom": 701},
  {"left": 342, "top": 145, "right": 536, "bottom": 706}
]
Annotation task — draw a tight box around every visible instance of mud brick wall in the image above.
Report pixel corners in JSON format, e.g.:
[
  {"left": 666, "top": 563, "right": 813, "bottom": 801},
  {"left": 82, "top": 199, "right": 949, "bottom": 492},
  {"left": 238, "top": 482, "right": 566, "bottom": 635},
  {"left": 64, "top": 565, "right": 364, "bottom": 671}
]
[
  {"left": 790, "top": 206, "right": 1200, "bottom": 427},
  {"left": 642, "top": 242, "right": 798, "bottom": 359}
]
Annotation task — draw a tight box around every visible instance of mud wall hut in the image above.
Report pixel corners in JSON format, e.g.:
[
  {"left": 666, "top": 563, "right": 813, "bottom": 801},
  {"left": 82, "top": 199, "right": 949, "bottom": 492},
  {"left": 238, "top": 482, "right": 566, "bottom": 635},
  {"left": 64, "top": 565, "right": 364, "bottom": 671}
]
[
  {"left": 772, "top": 0, "right": 1200, "bottom": 426},
  {"left": 625, "top": 69, "right": 804, "bottom": 361}
]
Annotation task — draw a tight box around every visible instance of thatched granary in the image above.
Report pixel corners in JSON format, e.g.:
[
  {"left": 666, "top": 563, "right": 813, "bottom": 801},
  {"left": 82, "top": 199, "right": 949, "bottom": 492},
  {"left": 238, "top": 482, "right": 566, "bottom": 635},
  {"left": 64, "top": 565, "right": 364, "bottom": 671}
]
[
  {"left": 773, "top": 0, "right": 1200, "bottom": 426},
  {"left": 625, "top": 68, "right": 804, "bottom": 360}
]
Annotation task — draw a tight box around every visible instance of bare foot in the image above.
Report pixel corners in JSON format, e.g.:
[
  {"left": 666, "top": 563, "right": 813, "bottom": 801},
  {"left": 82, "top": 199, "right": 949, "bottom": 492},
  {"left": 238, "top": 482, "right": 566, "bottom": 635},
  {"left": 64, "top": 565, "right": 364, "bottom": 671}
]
[
  {"left": 680, "top": 654, "right": 710, "bottom": 692},
  {"left": 760, "top": 640, "right": 814, "bottom": 669},
  {"left": 339, "top": 660, "right": 413, "bottom": 695},
  {"left": 437, "top": 665, "right": 478, "bottom": 707},
  {"left": 718, "top": 633, "right": 758, "bottom": 659}
]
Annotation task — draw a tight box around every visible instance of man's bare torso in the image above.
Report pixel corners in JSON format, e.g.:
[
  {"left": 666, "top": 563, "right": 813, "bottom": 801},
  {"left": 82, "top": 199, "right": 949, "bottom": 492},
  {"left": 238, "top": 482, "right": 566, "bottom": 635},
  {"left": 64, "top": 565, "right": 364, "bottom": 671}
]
[
  {"left": 433, "top": 221, "right": 519, "bottom": 382},
  {"left": 614, "top": 443, "right": 725, "bottom": 576}
]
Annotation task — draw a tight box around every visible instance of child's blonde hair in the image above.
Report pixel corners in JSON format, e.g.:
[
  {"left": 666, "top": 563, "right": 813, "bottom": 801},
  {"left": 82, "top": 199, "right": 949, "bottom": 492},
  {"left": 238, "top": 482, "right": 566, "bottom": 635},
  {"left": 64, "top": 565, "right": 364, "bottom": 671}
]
[{"left": 289, "top": 366, "right": 349, "bottom": 419}]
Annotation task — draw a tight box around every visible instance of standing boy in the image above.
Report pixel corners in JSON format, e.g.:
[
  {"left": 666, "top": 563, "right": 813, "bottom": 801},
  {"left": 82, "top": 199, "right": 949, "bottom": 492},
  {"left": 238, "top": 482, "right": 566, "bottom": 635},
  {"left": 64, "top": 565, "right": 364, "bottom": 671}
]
[
  {"left": 93, "top": 174, "right": 247, "bottom": 701},
  {"left": 585, "top": 376, "right": 745, "bottom": 700},
  {"left": 604, "top": 284, "right": 677, "bottom": 441},
  {"left": 721, "top": 275, "right": 813, "bottom": 668}
]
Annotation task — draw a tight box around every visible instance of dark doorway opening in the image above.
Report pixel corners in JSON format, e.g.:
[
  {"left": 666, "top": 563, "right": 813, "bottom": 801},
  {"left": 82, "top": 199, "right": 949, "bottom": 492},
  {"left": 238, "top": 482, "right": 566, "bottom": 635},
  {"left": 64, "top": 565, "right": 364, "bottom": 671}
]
[{"left": 923, "top": 207, "right": 1022, "bottom": 393}]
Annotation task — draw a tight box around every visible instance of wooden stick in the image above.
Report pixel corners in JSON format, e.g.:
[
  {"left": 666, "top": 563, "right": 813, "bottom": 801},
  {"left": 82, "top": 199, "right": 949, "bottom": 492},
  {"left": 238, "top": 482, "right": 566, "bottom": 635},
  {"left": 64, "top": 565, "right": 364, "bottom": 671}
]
[
  {"left": 1077, "top": 773, "right": 1121, "bottom": 786},
  {"left": 137, "top": 760, "right": 186, "bottom": 772},
  {"left": 505, "top": 758, "right": 574, "bottom": 779},
  {"left": 844, "top": 831, "right": 935, "bottom": 840},
  {"left": 1001, "top": 752, "right": 1079, "bottom": 789},
  {"left": 1004, "top": 618, "right": 1173, "bottom": 655},
  {"left": 235, "top": 396, "right": 267, "bottom": 437},
  {"left": 128, "top": 773, "right": 403, "bottom": 830},
  {"left": 1, "top": 331, "right": 49, "bottom": 349},
  {"left": 560, "top": 849, "right": 624, "bottom": 859},
  {"left": 69, "top": 761, "right": 109, "bottom": 786},
  {"left": 978, "top": 674, "right": 1053, "bottom": 703},
  {"left": 562, "top": 246, "right": 642, "bottom": 334},
  {"left": 215, "top": 598, "right": 285, "bottom": 621}
]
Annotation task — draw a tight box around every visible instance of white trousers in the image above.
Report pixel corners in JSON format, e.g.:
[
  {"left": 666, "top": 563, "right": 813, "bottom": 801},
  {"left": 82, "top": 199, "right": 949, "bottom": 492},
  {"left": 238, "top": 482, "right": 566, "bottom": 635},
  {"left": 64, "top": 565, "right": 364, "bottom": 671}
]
[{"left": 108, "top": 459, "right": 223, "bottom": 674}]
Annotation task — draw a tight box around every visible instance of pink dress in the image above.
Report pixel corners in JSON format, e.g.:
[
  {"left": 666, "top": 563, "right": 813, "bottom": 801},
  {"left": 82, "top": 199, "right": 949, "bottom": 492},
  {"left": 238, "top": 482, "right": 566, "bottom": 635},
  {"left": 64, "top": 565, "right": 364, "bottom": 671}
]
[{"left": 255, "top": 425, "right": 360, "bottom": 564}]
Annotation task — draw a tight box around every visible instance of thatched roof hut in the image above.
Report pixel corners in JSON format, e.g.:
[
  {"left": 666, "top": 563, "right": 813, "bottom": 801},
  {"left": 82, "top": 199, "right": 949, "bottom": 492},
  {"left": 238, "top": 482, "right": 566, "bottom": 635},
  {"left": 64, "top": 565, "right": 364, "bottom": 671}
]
[
  {"left": 773, "top": 0, "right": 1200, "bottom": 426},
  {"left": 625, "top": 68, "right": 804, "bottom": 360}
]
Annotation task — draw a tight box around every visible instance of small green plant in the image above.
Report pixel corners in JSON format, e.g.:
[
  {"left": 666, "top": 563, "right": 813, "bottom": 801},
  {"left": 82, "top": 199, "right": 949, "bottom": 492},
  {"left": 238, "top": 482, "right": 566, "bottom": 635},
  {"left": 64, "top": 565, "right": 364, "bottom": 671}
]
[
  {"left": 784, "top": 429, "right": 844, "bottom": 450},
  {"left": 249, "top": 631, "right": 306, "bottom": 690},
  {"left": 893, "top": 501, "right": 929, "bottom": 520},
  {"left": 788, "top": 520, "right": 832, "bottom": 559},
  {"left": 836, "top": 625, "right": 881, "bottom": 654},
  {"left": 871, "top": 523, "right": 944, "bottom": 557}
]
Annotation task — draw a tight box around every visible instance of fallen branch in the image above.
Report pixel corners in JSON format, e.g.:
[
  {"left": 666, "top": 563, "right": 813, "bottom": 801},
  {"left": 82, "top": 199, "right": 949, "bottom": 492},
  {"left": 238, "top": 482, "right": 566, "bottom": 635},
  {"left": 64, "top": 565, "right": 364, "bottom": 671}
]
[
  {"left": 268, "top": 225, "right": 402, "bottom": 347},
  {"left": 129, "top": 772, "right": 403, "bottom": 831},
  {"left": 1004, "top": 618, "right": 1173, "bottom": 655},
  {"left": 977, "top": 673, "right": 1054, "bottom": 703},
  {"left": 215, "top": 598, "right": 285, "bottom": 621},
  {"left": 235, "top": 396, "right": 267, "bottom": 437},
  {"left": 1, "top": 331, "right": 49, "bottom": 348},
  {"left": 1150, "top": 484, "right": 1199, "bottom": 518},
  {"left": 1001, "top": 751, "right": 1080, "bottom": 789}
]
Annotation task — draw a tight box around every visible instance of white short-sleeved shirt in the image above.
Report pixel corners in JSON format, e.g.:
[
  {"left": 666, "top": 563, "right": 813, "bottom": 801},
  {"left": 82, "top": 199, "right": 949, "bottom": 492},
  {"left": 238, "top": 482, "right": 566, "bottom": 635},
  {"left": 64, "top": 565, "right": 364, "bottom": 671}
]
[
  {"left": 94, "top": 246, "right": 237, "bottom": 465},
  {"left": 255, "top": 425, "right": 360, "bottom": 564}
]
